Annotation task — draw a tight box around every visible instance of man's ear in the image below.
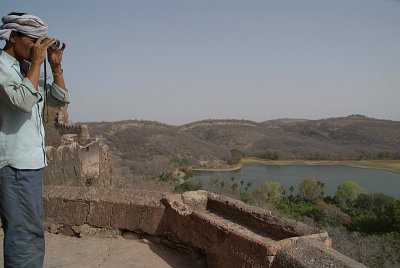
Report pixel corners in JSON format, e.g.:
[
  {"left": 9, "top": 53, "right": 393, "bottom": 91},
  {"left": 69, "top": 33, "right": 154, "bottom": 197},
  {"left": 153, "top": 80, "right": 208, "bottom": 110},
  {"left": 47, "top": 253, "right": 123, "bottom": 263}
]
[{"left": 9, "top": 31, "right": 17, "bottom": 43}]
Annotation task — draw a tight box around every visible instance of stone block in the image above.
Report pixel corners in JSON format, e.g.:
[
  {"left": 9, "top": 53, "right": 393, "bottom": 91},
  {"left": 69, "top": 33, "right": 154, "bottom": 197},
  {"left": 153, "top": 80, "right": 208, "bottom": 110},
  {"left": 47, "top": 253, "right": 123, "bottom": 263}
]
[
  {"left": 111, "top": 202, "right": 141, "bottom": 230},
  {"left": 44, "top": 198, "right": 89, "bottom": 226},
  {"left": 87, "top": 201, "right": 113, "bottom": 227},
  {"left": 137, "top": 206, "right": 166, "bottom": 234}
]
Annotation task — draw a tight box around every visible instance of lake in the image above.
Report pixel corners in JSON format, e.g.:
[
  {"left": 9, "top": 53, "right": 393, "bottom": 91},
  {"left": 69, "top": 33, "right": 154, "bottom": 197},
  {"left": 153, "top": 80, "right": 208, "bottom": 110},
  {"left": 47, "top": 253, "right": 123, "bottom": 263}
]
[{"left": 192, "top": 165, "right": 400, "bottom": 198}]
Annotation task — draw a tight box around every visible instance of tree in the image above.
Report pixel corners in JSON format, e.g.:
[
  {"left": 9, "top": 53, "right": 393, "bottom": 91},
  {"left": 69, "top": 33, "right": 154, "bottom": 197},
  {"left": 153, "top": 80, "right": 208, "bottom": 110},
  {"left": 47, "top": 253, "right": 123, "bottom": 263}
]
[
  {"left": 335, "top": 181, "right": 367, "bottom": 210},
  {"left": 298, "top": 177, "right": 325, "bottom": 202},
  {"left": 245, "top": 182, "right": 252, "bottom": 191},
  {"left": 381, "top": 200, "right": 400, "bottom": 233},
  {"left": 347, "top": 194, "right": 398, "bottom": 235},
  {"left": 228, "top": 149, "right": 244, "bottom": 165},
  {"left": 257, "top": 181, "right": 283, "bottom": 203},
  {"left": 263, "top": 149, "right": 281, "bottom": 160},
  {"left": 288, "top": 185, "right": 295, "bottom": 199},
  {"left": 354, "top": 193, "right": 395, "bottom": 216},
  {"left": 315, "top": 200, "right": 351, "bottom": 226},
  {"left": 231, "top": 182, "right": 239, "bottom": 194}
]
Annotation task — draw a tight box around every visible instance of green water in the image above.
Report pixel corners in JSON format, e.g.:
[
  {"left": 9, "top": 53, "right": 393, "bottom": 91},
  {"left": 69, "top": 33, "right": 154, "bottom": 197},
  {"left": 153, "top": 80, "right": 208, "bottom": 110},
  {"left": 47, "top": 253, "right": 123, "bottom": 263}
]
[{"left": 193, "top": 164, "right": 400, "bottom": 197}]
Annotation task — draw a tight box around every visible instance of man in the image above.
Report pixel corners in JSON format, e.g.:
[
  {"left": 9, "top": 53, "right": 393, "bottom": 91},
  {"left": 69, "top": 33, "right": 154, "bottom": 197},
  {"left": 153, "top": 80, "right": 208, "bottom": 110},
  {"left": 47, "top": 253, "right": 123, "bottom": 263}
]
[{"left": 0, "top": 12, "right": 70, "bottom": 267}]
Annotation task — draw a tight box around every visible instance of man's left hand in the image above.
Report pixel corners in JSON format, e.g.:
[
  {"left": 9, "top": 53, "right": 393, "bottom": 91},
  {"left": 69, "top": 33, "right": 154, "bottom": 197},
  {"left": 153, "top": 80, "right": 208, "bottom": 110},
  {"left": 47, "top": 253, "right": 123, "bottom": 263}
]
[{"left": 47, "top": 42, "right": 66, "bottom": 70}]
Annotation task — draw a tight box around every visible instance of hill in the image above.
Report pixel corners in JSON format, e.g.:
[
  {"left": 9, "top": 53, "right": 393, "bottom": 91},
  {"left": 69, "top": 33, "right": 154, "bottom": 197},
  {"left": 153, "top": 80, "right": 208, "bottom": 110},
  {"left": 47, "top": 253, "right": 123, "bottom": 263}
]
[{"left": 84, "top": 115, "right": 400, "bottom": 178}]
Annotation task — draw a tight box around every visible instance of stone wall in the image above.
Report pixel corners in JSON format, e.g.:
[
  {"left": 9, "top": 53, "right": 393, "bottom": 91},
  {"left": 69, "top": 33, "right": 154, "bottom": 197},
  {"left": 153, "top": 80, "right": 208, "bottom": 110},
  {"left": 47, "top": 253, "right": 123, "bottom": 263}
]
[
  {"left": 44, "top": 137, "right": 112, "bottom": 187},
  {"left": 43, "top": 106, "right": 113, "bottom": 187},
  {"left": 43, "top": 186, "right": 367, "bottom": 268}
]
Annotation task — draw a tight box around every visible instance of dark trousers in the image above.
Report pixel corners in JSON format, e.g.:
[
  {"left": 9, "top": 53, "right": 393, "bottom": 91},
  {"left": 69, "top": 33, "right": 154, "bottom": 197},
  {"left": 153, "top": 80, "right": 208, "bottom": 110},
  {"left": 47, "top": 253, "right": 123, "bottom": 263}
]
[{"left": 0, "top": 166, "right": 45, "bottom": 268}]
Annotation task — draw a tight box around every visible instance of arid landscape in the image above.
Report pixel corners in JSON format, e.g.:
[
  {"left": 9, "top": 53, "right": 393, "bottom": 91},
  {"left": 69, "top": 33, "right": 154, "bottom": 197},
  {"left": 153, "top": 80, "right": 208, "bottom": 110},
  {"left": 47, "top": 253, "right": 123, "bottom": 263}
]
[
  {"left": 84, "top": 114, "right": 400, "bottom": 181},
  {"left": 78, "top": 114, "right": 400, "bottom": 267}
]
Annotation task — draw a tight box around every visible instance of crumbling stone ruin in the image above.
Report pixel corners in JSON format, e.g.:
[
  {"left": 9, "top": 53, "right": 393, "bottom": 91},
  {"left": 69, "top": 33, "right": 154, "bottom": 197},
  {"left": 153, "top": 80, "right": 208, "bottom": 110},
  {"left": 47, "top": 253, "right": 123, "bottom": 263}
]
[{"left": 43, "top": 106, "right": 112, "bottom": 187}]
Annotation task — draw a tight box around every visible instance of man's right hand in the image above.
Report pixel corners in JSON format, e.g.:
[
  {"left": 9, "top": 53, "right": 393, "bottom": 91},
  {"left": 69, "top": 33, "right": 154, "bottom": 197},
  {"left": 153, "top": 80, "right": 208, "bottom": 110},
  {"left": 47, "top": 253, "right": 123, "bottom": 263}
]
[
  {"left": 27, "top": 35, "right": 56, "bottom": 91},
  {"left": 31, "top": 35, "right": 55, "bottom": 65}
]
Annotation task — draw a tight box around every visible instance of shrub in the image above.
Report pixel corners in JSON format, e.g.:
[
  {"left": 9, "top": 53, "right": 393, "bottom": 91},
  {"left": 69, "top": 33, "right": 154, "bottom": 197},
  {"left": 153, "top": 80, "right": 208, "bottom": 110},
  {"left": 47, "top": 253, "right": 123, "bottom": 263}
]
[
  {"left": 85, "top": 177, "right": 94, "bottom": 187},
  {"left": 174, "top": 180, "right": 202, "bottom": 193},
  {"left": 240, "top": 191, "right": 253, "bottom": 204},
  {"left": 274, "top": 199, "right": 315, "bottom": 219},
  {"left": 262, "top": 149, "right": 281, "bottom": 160},
  {"left": 159, "top": 172, "right": 174, "bottom": 182}
]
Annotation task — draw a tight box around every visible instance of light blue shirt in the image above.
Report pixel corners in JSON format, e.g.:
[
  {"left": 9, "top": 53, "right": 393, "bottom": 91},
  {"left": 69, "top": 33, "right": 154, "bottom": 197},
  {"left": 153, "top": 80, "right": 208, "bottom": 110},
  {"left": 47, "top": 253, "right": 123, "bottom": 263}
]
[{"left": 0, "top": 50, "right": 71, "bottom": 169}]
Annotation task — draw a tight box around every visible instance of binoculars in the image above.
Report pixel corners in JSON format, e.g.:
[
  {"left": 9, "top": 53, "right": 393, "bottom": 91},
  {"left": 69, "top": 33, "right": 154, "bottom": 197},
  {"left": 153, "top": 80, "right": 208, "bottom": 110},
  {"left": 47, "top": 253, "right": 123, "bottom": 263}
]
[{"left": 50, "top": 39, "right": 64, "bottom": 49}]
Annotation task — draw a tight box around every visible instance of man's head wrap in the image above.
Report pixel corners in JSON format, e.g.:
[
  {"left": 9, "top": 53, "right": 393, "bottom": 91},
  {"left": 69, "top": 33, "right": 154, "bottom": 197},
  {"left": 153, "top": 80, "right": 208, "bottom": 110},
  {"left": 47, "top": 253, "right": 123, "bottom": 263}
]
[{"left": 0, "top": 13, "right": 48, "bottom": 41}]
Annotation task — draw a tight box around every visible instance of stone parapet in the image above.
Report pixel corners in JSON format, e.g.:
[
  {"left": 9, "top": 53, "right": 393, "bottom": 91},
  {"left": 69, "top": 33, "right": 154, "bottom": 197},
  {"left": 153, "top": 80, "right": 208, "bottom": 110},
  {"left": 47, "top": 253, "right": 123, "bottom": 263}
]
[
  {"left": 206, "top": 192, "right": 325, "bottom": 240},
  {"left": 43, "top": 186, "right": 367, "bottom": 268},
  {"left": 44, "top": 186, "right": 164, "bottom": 235}
]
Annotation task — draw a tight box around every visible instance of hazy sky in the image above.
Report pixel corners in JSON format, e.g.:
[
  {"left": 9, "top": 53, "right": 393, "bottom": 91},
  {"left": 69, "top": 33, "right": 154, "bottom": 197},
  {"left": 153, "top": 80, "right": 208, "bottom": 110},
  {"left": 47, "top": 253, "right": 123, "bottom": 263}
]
[{"left": 1, "top": 0, "right": 399, "bottom": 125}]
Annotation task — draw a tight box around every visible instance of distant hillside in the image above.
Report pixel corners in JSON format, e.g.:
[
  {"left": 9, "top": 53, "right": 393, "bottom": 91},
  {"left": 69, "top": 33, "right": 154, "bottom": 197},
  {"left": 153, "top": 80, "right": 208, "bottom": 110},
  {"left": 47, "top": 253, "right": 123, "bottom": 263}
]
[{"left": 85, "top": 115, "right": 400, "bottom": 178}]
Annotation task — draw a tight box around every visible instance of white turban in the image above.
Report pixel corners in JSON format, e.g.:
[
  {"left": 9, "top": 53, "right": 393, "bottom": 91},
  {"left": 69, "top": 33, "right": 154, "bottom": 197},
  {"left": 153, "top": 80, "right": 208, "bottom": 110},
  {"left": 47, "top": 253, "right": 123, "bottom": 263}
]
[{"left": 0, "top": 13, "right": 48, "bottom": 41}]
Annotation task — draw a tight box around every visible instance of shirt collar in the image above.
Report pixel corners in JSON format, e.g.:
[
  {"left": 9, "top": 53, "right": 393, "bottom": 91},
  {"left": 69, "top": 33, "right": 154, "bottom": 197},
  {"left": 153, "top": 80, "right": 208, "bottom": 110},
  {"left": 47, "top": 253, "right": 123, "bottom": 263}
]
[
  {"left": 0, "top": 50, "right": 28, "bottom": 78},
  {"left": 0, "top": 49, "right": 20, "bottom": 68}
]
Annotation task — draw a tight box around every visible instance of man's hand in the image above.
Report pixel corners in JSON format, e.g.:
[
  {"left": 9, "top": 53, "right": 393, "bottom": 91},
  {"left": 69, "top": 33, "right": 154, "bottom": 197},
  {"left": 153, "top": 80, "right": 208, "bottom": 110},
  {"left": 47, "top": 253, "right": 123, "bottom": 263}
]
[
  {"left": 31, "top": 35, "right": 54, "bottom": 65},
  {"left": 47, "top": 41, "right": 66, "bottom": 71},
  {"left": 27, "top": 35, "right": 55, "bottom": 90},
  {"left": 48, "top": 42, "right": 67, "bottom": 90}
]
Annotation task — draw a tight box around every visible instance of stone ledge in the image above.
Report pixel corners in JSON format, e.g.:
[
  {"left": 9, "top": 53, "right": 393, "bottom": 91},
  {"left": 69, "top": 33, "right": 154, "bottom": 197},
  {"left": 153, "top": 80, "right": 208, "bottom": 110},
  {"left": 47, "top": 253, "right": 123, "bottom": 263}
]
[
  {"left": 43, "top": 186, "right": 367, "bottom": 268},
  {"left": 206, "top": 192, "right": 324, "bottom": 240},
  {"left": 44, "top": 186, "right": 165, "bottom": 235}
]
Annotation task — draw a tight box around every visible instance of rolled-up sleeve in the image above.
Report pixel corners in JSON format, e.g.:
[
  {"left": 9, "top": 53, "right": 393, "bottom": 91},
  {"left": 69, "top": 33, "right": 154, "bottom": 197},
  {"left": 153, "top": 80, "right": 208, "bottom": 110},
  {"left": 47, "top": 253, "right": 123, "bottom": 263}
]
[
  {"left": 49, "top": 83, "right": 71, "bottom": 104},
  {"left": 0, "top": 77, "right": 42, "bottom": 113}
]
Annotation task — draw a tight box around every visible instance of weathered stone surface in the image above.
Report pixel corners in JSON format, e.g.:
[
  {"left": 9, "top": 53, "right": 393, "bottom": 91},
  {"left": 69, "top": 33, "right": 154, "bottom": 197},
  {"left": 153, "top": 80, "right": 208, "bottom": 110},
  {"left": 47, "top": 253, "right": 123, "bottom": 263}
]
[
  {"left": 162, "top": 202, "right": 279, "bottom": 267},
  {"left": 162, "top": 193, "right": 192, "bottom": 215},
  {"left": 207, "top": 192, "right": 322, "bottom": 240},
  {"left": 44, "top": 186, "right": 165, "bottom": 235},
  {"left": 87, "top": 201, "right": 113, "bottom": 227},
  {"left": 136, "top": 205, "right": 166, "bottom": 234},
  {"left": 44, "top": 198, "right": 89, "bottom": 226},
  {"left": 181, "top": 190, "right": 208, "bottom": 211},
  {"left": 43, "top": 187, "right": 90, "bottom": 225},
  {"left": 271, "top": 238, "right": 368, "bottom": 268},
  {"left": 111, "top": 202, "right": 141, "bottom": 230},
  {"left": 43, "top": 185, "right": 89, "bottom": 200},
  {"left": 162, "top": 193, "right": 282, "bottom": 267},
  {"left": 44, "top": 106, "right": 113, "bottom": 188}
]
